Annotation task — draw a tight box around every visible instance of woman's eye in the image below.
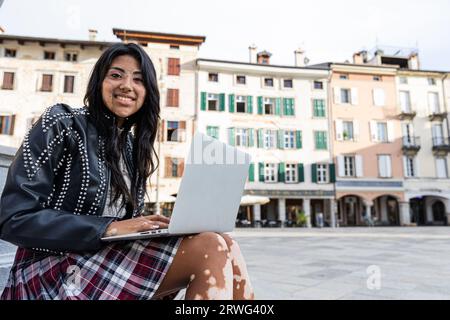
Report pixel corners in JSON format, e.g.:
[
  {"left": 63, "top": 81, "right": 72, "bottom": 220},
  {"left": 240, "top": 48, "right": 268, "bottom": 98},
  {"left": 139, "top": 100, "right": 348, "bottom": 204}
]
[
  {"left": 110, "top": 73, "right": 121, "bottom": 79},
  {"left": 134, "top": 78, "right": 143, "bottom": 82}
]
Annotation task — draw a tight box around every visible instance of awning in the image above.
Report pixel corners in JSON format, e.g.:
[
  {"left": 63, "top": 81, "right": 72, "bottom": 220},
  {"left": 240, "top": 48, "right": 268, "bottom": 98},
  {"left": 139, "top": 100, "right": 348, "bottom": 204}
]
[
  {"left": 145, "top": 193, "right": 176, "bottom": 203},
  {"left": 240, "top": 195, "right": 270, "bottom": 206}
]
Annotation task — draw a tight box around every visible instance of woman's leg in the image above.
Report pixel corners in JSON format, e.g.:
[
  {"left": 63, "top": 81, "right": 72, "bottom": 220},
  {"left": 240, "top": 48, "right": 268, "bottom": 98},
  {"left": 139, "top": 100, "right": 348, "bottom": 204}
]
[
  {"left": 219, "top": 233, "right": 255, "bottom": 300},
  {"left": 153, "top": 232, "right": 233, "bottom": 300}
]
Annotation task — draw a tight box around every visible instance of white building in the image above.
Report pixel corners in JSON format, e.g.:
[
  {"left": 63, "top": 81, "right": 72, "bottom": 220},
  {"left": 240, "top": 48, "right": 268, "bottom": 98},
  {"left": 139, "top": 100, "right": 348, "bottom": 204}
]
[{"left": 196, "top": 49, "right": 336, "bottom": 227}]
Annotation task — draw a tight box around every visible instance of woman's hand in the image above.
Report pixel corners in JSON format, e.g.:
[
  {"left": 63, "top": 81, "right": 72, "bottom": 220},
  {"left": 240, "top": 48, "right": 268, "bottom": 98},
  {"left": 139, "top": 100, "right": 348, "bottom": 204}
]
[{"left": 103, "top": 215, "right": 170, "bottom": 237}]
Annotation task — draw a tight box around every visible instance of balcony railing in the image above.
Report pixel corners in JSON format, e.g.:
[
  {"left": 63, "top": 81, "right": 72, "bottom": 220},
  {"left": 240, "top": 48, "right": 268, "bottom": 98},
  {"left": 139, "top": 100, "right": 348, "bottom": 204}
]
[
  {"left": 402, "top": 136, "right": 421, "bottom": 154},
  {"left": 432, "top": 137, "right": 450, "bottom": 154},
  {"left": 429, "top": 111, "right": 448, "bottom": 121},
  {"left": 398, "top": 108, "right": 416, "bottom": 120}
]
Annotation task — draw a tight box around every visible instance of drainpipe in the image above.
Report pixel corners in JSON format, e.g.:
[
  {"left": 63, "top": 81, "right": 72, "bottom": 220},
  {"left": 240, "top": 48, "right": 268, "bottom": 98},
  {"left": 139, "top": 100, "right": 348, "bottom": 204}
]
[{"left": 442, "top": 73, "right": 450, "bottom": 138}]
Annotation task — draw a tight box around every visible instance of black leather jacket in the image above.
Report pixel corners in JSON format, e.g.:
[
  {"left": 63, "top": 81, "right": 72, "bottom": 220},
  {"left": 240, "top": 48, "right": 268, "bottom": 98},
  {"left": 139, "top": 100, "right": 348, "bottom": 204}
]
[{"left": 0, "top": 104, "right": 144, "bottom": 253}]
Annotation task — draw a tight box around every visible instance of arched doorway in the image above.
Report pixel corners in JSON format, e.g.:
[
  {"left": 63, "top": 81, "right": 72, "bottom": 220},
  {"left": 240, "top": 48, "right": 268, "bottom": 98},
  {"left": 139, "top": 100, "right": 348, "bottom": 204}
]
[
  {"left": 432, "top": 201, "right": 447, "bottom": 225},
  {"left": 337, "top": 195, "right": 364, "bottom": 226},
  {"left": 373, "top": 195, "right": 400, "bottom": 226}
]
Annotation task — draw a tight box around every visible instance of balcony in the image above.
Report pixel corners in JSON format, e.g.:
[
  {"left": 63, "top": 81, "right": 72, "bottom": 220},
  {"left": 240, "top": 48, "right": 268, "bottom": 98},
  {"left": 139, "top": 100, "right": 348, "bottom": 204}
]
[
  {"left": 429, "top": 111, "right": 448, "bottom": 121},
  {"left": 432, "top": 137, "right": 450, "bottom": 155},
  {"left": 402, "top": 136, "right": 421, "bottom": 155},
  {"left": 397, "top": 108, "right": 416, "bottom": 120}
]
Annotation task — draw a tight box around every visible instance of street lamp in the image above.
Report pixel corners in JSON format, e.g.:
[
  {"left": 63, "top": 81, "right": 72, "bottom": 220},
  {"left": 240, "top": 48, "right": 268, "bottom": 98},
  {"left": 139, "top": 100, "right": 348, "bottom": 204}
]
[{"left": 155, "top": 58, "right": 166, "bottom": 215}]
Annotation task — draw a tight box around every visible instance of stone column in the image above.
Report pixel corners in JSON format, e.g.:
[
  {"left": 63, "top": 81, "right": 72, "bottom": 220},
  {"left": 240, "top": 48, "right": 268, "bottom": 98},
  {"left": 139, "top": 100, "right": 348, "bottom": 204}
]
[
  {"left": 380, "top": 197, "right": 388, "bottom": 223},
  {"left": 253, "top": 204, "right": 261, "bottom": 227},
  {"left": 399, "top": 201, "right": 411, "bottom": 226},
  {"left": 425, "top": 197, "right": 433, "bottom": 224},
  {"left": 363, "top": 200, "right": 373, "bottom": 226},
  {"left": 303, "top": 198, "right": 312, "bottom": 228},
  {"left": 330, "top": 199, "right": 337, "bottom": 228},
  {"left": 278, "top": 198, "right": 286, "bottom": 227}
]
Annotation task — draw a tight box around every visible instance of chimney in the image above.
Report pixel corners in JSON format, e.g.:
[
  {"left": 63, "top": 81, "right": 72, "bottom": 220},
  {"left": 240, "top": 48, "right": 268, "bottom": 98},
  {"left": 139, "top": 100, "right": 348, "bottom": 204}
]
[
  {"left": 88, "top": 29, "right": 98, "bottom": 41},
  {"left": 248, "top": 44, "right": 257, "bottom": 64},
  {"left": 257, "top": 50, "right": 271, "bottom": 65},
  {"left": 294, "top": 48, "right": 305, "bottom": 67},
  {"left": 353, "top": 50, "right": 367, "bottom": 64},
  {"left": 408, "top": 53, "right": 420, "bottom": 70}
]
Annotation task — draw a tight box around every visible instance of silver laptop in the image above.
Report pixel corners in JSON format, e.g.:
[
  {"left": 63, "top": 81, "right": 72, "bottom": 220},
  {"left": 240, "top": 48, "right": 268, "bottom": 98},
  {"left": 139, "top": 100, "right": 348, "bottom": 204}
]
[{"left": 101, "top": 132, "right": 251, "bottom": 242}]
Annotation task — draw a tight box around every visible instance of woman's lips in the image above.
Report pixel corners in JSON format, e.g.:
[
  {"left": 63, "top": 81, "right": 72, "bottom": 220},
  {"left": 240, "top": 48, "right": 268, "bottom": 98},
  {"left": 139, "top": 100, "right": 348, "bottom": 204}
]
[{"left": 114, "top": 94, "right": 135, "bottom": 106}]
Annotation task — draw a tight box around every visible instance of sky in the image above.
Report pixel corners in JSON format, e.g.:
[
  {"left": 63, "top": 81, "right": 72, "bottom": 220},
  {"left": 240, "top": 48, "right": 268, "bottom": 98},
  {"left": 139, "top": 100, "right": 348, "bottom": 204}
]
[{"left": 1, "top": 0, "right": 449, "bottom": 71}]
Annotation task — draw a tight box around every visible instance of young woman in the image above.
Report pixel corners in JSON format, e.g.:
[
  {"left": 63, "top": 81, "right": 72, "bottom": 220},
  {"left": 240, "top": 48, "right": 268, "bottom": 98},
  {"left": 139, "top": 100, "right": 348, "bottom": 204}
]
[{"left": 0, "top": 43, "right": 254, "bottom": 300}]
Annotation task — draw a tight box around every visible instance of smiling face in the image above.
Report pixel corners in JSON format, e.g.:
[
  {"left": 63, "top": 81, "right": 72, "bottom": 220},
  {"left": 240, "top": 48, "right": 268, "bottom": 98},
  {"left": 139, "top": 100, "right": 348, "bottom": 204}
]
[{"left": 101, "top": 55, "right": 146, "bottom": 127}]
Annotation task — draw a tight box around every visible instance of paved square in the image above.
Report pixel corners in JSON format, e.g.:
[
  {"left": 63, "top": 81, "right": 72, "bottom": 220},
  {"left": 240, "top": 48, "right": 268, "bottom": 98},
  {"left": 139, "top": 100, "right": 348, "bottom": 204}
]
[{"left": 2, "top": 227, "right": 450, "bottom": 299}]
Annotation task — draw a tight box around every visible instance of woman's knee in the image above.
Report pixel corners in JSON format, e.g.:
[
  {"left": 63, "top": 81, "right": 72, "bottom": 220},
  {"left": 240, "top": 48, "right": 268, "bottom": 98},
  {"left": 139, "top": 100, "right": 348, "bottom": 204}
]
[{"left": 184, "top": 232, "right": 230, "bottom": 258}]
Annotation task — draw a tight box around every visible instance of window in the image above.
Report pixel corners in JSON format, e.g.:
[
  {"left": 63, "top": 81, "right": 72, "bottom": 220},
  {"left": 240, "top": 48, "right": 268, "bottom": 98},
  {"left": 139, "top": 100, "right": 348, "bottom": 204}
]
[
  {"left": 165, "top": 157, "right": 184, "bottom": 178},
  {"left": 283, "top": 79, "right": 293, "bottom": 88},
  {"left": 285, "top": 164, "right": 297, "bottom": 183},
  {"left": 404, "top": 156, "right": 416, "bottom": 178},
  {"left": 428, "top": 78, "right": 437, "bottom": 86},
  {"left": 264, "top": 78, "right": 274, "bottom": 87},
  {"left": 40, "top": 74, "right": 53, "bottom": 92},
  {"left": 377, "top": 122, "right": 388, "bottom": 142},
  {"left": 264, "top": 130, "right": 277, "bottom": 149},
  {"left": 339, "top": 74, "right": 349, "bottom": 80},
  {"left": 399, "top": 77, "right": 408, "bottom": 84},
  {"left": 313, "top": 99, "right": 326, "bottom": 117},
  {"left": 168, "top": 58, "right": 180, "bottom": 76},
  {"left": 207, "top": 93, "right": 219, "bottom": 111},
  {"left": 236, "top": 95, "right": 247, "bottom": 113},
  {"left": 0, "top": 115, "right": 15, "bottom": 135},
  {"left": 314, "top": 131, "right": 327, "bottom": 150},
  {"left": 373, "top": 88, "right": 385, "bottom": 106},
  {"left": 206, "top": 126, "right": 219, "bottom": 139},
  {"left": 378, "top": 155, "right": 392, "bottom": 178},
  {"left": 2, "top": 72, "right": 15, "bottom": 90},
  {"left": 4, "top": 49, "right": 16, "bottom": 58},
  {"left": 64, "top": 52, "right": 78, "bottom": 62},
  {"left": 400, "top": 91, "right": 412, "bottom": 112},
  {"left": 317, "top": 164, "right": 328, "bottom": 183},
  {"left": 342, "top": 121, "right": 354, "bottom": 141},
  {"left": 344, "top": 156, "right": 355, "bottom": 177},
  {"left": 373, "top": 76, "right": 381, "bottom": 81},
  {"left": 283, "top": 98, "right": 295, "bottom": 116},
  {"left": 235, "top": 128, "right": 251, "bottom": 147},
  {"left": 44, "top": 51, "right": 55, "bottom": 60},
  {"left": 436, "top": 158, "right": 448, "bottom": 178},
  {"left": 208, "top": 73, "right": 218, "bottom": 82},
  {"left": 167, "top": 89, "right": 179, "bottom": 107},
  {"left": 236, "top": 75, "right": 246, "bottom": 85},
  {"left": 166, "top": 121, "right": 186, "bottom": 142},
  {"left": 170, "top": 45, "right": 180, "bottom": 50},
  {"left": 63, "top": 75, "right": 75, "bottom": 93},
  {"left": 264, "top": 97, "right": 276, "bottom": 115},
  {"left": 284, "top": 131, "right": 295, "bottom": 149},
  {"left": 314, "top": 81, "right": 323, "bottom": 90},
  {"left": 264, "top": 163, "right": 277, "bottom": 182},
  {"left": 340, "top": 88, "right": 350, "bottom": 103},
  {"left": 428, "top": 92, "right": 440, "bottom": 113},
  {"left": 432, "top": 124, "right": 444, "bottom": 145}
]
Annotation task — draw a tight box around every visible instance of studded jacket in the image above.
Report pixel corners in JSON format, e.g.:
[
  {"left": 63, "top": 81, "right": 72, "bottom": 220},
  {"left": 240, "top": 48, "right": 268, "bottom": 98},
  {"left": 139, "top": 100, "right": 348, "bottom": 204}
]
[{"left": 0, "top": 104, "right": 145, "bottom": 253}]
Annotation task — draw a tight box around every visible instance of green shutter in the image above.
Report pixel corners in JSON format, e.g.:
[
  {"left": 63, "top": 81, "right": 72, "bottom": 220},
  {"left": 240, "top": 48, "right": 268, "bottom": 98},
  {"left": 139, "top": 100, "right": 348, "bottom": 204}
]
[
  {"left": 316, "top": 132, "right": 327, "bottom": 150},
  {"left": 248, "top": 163, "right": 254, "bottom": 182},
  {"left": 201, "top": 92, "right": 207, "bottom": 111},
  {"left": 257, "top": 129, "right": 263, "bottom": 148},
  {"left": 257, "top": 96, "right": 263, "bottom": 115},
  {"left": 247, "top": 96, "right": 253, "bottom": 114},
  {"left": 290, "top": 98, "right": 295, "bottom": 116},
  {"left": 277, "top": 130, "right": 284, "bottom": 149},
  {"left": 248, "top": 128, "right": 254, "bottom": 147},
  {"left": 229, "top": 94, "right": 235, "bottom": 113},
  {"left": 311, "top": 164, "right": 318, "bottom": 183},
  {"left": 278, "top": 163, "right": 285, "bottom": 183},
  {"left": 275, "top": 98, "right": 282, "bottom": 115},
  {"left": 206, "top": 126, "right": 212, "bottom": 137},
  {"left": 296, "top": 130, "right": 302, "bottom": 149},
  {"left": 329, "top": 164, "right": 336, "bottom": 183},
  {"left": 228, "top": 128, "right": 235, "bottom": 146},
  {"left": 298, "top": 163, "right": 304, "bottom": 183},
  {"left": 219, "top": 93, "right": 225, "bottom": 111},
  {"left": 283, "top": 98, "right": 288, "bottom": 116},
  {"left": 259, "top": 162, "right": 265, "bottom": 182}
]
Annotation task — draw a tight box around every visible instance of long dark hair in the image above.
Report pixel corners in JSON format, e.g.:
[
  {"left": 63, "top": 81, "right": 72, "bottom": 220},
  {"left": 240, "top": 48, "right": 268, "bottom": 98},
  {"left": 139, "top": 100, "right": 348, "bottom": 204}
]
[{"left": 84, "top": 43, "right": 160, "bottom": 212}]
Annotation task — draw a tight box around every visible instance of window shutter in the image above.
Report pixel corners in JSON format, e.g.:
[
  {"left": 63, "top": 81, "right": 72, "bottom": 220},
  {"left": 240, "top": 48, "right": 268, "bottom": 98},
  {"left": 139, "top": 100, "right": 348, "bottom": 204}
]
[
  {"left": 247, "top": 96, "right": 253, "bottom": 114},
  {"left": 373, "top": 88, "right": 385, "bottom": 106},
  {"left": 283, "top": 98, "right": 288, "bottom": 116},
  {"left": 338, "top": 156, "right": 345, "bottom": 177},
  {"left": 160, "top": 120, "right": 165, "bottom": 142},
  {"left": 296, "top": 130, "right": 302, "bottom": 149},
  {"left": 311, "top": 164, "right": 318, "bottom": 183},
  {"left": 248, "top": 128, "right": 254, "bottom": 147},
  {"left": 387, "top": 121, "right": 395, "bottom": 142},
  {"left": 219, "top": 93, "right": 225, "bottom": 111},
  {"left": 335, "top": 120, "right": 343, "bottom": 141},
  {"left": 355, "top": 155, "right": 364, "bottom": 177},
  {"left": 329, "top": 164, "right": 336, "bottom": 183},
  {"left": 177, "top": 159, "right": 185, "bottom": 177},
  {"left": 228, "top": 128, "right": 235, "bottom": 146},
  {"left": 2, "top": 72, "right": 14, "bottom": 90},
  {"left": 259, "top": 162, "right": 265, "bottom": 182},
  {"left": 353, "top": 120, "right": 360, "bottom": 142},
  {"left": 229, "top": 94, "right": 235, "bottom": 113},
  {"left": 41, "top": 74, "right": 53, "bottom": 91},
  {"left": 333, "top": 87, "right": 341, "bottom": 104},
  {"left": 179, "top": 121, "right": 186, "bottom": 142},
  {"left": 278, "top": 163, "right": 285, "bottom": 183},
  {"left": 201, "top": 92, "right": 207, "bottom": 111},
  {"left": 290, "top": 98, "right": 295, "bottom": 116},
  {"left": 351, "top": 88, "right": 358, "bottom": 105},
  {"left": 248, "top": 163, "right": 255, "bottom": 182},
  {"left": 257, "top": 96, "right": 263, "bottom": 115},
  {"left": 370, "top": 121, "right": 378, "bottom": 142},
  {"left": 165, "top": 157, "right": 171, "bottom": 177},
  {"left": 64, "top": 75, "right": 74, "bottom": 93},
  {"left": 257, "top": 129, "right": 264, "bottom": 148},
  {"left": 297, "top": 164, "right": 304, "bottom": 183},
  {"left": 277, "top": 130, "right": 284, "bottom": 149},
  {"left": 168, "top": 58, "right": 180, "bottom": 76},
  {"left": 275, "top": 98, "right": 282, "bottom": 115}
]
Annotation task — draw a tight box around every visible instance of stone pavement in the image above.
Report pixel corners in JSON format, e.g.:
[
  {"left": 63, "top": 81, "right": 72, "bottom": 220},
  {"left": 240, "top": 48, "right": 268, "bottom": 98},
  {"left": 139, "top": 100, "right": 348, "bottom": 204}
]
[{"left": 2, "top": 227, "right": 450, "bottom": 299}]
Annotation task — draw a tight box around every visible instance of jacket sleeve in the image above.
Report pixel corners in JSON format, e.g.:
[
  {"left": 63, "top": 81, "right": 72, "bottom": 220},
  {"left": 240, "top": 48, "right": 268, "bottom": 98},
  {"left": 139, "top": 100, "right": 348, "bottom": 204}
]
[{"left": 0, "top": 107, "right": 115, "bottom": 253}]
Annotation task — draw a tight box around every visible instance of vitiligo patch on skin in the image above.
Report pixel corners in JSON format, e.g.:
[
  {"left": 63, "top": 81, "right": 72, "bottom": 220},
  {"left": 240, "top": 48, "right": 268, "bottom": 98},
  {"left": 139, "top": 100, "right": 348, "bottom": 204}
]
[
  {"left": 203, "top": 269, "right": 211, "bottom": 276},
  {"left": 204, "top": 254, "right": 208, "bottom": 259},
  {"left": 194, "top": 294, "right": 203, "bottom": 300},
  {"left": 190, "top": 274, "right": 196, "bottom": 282},
  {"left": 181, "top": 250, "right": 185, "bottom": 255},
  {"left": 206, "top": 276, "right": 217, "bottom": 286}
]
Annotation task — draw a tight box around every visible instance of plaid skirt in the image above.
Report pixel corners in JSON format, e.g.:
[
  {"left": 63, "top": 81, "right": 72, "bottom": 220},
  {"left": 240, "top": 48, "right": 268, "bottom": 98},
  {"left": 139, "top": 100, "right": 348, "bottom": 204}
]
[{"left": 0, "top": 236, "right": 182, "bottom": 300}]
